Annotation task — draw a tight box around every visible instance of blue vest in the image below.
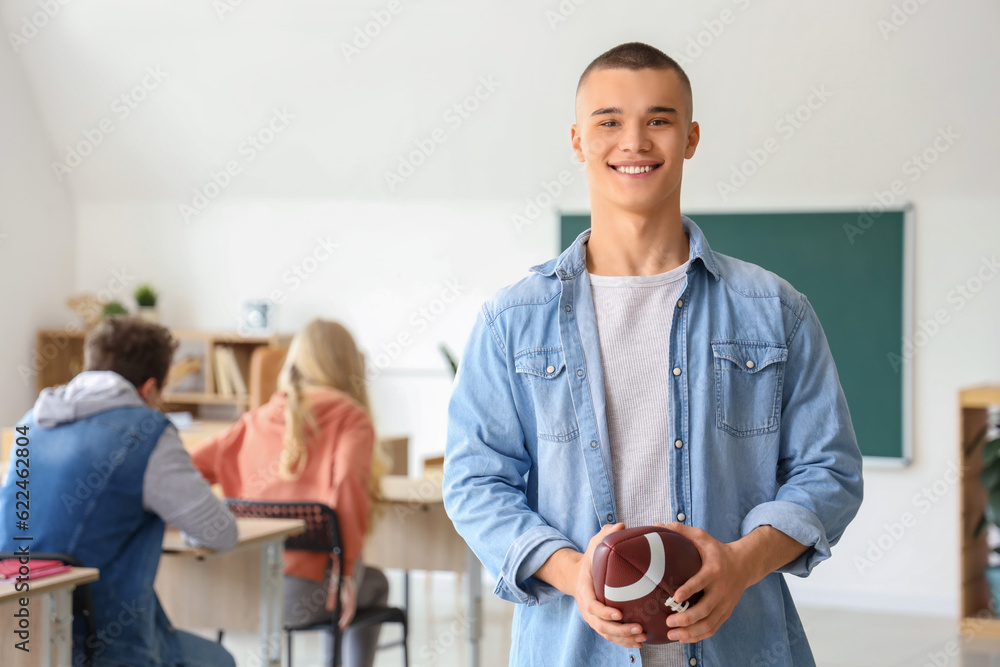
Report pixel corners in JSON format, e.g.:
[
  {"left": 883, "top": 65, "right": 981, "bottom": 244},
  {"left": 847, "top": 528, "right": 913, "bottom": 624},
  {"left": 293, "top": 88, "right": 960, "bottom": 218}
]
[{"left": 0, "top": 406, "right": 185, "bottom": 666}]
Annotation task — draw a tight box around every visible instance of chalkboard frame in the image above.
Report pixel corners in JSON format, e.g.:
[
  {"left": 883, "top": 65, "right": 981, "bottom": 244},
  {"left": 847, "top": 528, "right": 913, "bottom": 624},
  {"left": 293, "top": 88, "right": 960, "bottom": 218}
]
[{"left": 558, "top": 207, "right": 914, "bottom": 467}]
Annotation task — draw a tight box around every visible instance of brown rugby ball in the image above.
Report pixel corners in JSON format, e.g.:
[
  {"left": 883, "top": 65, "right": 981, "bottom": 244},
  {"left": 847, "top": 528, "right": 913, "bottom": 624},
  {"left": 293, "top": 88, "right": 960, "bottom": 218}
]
[{"left": 592, "top": 525, "right": 703, "bottom": 644}]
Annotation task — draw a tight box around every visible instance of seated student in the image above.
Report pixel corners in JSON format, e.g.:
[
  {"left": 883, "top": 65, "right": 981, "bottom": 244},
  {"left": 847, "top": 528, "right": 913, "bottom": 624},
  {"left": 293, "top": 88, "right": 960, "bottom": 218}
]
[
  {"left": 0, "top": 315, "right": 239, "bottom": 667},
  {"left": 191, "top": 318, "right": 390, "bottom": 667}
]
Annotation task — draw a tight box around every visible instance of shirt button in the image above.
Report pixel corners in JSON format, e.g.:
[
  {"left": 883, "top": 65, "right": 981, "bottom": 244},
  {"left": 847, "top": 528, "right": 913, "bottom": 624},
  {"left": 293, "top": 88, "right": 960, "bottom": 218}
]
[
  {"left": 745, "top": 360, "right": 755, "bottom": 369},
  {"left": 630, "top": 656, "right": 636, "bottom": 663},
  {"left": 672, "top": 367, "right": 681, "bottom": 376},
  {"left": 606, "top": 513, "right": 614, "bottom": 523},
  {"left": 564, "top": 305, "right": 572, "bottom": 312},
  {"left": 677, "top": 512, "right": 686, "bottom": 521},
  {"left": 674, "top": 439, "right": 683, "bottom": 449},
  {"left": 577, "top": 368, "right": 586, "bottom": 378},
  {"left": 676, "top": 299, "right": 683, "bottom": 308},
  {"left": 590, "top": 440, "right": 599, "bottom": 449},
  {"left": 689, "top": 659, "right": 698, "bottom": 666},
  {"left": 546, "top": 365, "right": 555, "bottom": 374}
]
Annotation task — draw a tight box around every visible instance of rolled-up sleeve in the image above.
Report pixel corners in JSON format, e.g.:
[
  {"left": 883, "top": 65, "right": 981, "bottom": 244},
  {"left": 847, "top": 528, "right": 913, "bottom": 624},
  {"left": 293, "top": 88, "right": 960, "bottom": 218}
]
[
  {"left": 443, "top": 303, "right": 576, "bottom": 605},
  {"left": 741, "top": 294, "right": 864, "bottom": 577}
]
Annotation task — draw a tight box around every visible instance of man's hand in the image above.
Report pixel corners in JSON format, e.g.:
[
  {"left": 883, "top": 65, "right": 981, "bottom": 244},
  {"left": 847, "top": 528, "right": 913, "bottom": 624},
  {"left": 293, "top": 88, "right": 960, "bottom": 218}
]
[
  {"left": 656, "top": 522, "right": 753, "bottom": 644},
  {"left": 573, "top": 522, "right": 648, "bottom": 649}
]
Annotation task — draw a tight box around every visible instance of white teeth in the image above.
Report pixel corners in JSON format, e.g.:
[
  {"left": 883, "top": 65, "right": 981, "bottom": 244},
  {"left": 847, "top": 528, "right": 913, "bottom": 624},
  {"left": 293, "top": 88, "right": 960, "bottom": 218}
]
[{"left": 614, "top": 165, "right": 655, "bottom": 174}]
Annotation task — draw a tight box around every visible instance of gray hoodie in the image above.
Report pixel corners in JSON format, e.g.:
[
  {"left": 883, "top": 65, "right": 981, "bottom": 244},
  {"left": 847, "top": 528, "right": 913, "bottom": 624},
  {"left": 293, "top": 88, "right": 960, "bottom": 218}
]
[{"left": 33, "top": 370, "right": 238, "bottom": 551}]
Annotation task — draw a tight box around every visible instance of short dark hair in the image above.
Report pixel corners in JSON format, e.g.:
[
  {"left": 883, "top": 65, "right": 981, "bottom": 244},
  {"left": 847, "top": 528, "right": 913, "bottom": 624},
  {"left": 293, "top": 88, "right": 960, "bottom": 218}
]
[
  {"left": 577, "top": 42, "right": 693, "bottom": 121},
  {"left": 83, "top": 315, "right": 177, "bottom": 390}
]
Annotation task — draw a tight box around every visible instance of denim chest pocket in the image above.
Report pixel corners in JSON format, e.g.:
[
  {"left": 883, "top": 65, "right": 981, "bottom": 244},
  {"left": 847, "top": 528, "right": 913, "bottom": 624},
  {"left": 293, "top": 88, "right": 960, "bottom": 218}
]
[
  {"left": 514, "top": 347, "right": 580, "bottom": 443},
  {"left": 711, "top": 340, "right": 788, "bottom": 437}
]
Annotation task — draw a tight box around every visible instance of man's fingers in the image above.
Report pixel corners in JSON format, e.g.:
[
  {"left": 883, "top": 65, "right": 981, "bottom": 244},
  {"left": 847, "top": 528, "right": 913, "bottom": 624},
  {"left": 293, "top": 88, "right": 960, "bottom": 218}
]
[
  {"left": 587, "top": 615, "right": 644, "bottom": 640},
  {"left": 667, "top": 594, "right": 711, "bottom": 631},
  {"left": 587, "top": 599, "right": 623, "bottom": 622},
  {"left": 673, "top": 568, "right": 709, "bottom": 604}
]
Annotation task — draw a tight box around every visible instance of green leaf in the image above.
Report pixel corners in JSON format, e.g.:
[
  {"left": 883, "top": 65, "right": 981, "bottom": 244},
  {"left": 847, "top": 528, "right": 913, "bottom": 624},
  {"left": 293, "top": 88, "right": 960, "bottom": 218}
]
[
  {"left": 984, "top": 438, "right": 1000, "bottom": 462},
  {"left": 975, "top": 514, "right": 988, "bottom": 538},
  {"left": 988, "top": 486, "right": 1000, "bottom": 525},
  {"left": 983, "top": 459, "right": 1000, "bottom": 490}
]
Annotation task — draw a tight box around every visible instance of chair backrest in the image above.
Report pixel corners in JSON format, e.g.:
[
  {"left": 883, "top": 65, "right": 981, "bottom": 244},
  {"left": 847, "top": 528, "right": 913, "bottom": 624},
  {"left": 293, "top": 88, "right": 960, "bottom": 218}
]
[
  {"left": 248, "top": 346, "right": 289, "bottom": 410},
  {"left": 225, "top": 499, "right": 342, "bottom": 556}
]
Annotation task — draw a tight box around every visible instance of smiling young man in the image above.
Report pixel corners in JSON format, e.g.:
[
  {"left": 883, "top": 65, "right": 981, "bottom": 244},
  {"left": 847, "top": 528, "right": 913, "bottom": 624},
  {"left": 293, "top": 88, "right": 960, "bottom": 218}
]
[{"left": 443, "top": 42, "right": 863, "bottom": 666}]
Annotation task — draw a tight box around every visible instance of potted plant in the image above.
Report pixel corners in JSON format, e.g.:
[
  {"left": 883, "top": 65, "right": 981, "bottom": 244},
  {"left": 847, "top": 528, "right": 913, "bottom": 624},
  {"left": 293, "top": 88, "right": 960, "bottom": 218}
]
[
  {"left": 971, "top": 410, "right": 1000, "bottom": 614},
  {"left": 101, "top": 301, "right": 128, "bottom": 319},
  {"left": 135, "top": 284, "right": 159, "bottom": 323}
]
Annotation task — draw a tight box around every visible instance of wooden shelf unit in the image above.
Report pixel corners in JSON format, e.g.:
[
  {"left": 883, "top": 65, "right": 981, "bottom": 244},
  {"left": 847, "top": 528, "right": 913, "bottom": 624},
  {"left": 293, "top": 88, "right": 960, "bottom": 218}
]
[
  {"left": 960, "top": 385, "right": 1000, "bottom": 638},
  {"left": 35, "top": 328, "right": 291, "bottom": 416}
]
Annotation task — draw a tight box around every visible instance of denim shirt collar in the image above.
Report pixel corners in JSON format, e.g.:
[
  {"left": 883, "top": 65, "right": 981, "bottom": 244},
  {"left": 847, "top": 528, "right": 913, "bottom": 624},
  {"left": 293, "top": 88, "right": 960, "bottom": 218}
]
[{"left": 529, "top": 214, "right": 722, "bottom": 281}]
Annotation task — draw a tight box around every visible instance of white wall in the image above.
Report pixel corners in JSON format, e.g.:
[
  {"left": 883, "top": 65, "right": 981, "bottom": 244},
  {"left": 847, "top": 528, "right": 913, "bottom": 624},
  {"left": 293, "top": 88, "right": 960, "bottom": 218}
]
[
  {"left": 0, "top": 22, "right": 76, "bottom": 427},
  {"left": 3, "top": 0, "right": 999, "bottom": 614}
]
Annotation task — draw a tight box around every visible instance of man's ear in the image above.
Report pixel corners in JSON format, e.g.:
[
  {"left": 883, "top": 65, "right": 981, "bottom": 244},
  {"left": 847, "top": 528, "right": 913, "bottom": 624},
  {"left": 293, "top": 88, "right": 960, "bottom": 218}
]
[
  {"left": 138, "top": 377, "right": 158, "bottom": 401},
  {"left": 570, "top": 124, "right": 585, "bottom": 162},
  {"left": 684, "top": 121, "right": 700, "bottom": 159}
]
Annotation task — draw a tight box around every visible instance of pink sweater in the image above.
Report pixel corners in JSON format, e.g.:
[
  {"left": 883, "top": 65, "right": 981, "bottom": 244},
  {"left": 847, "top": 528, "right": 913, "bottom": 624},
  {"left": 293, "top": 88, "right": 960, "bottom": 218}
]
[{"left": 191, "top": 386, "right": 373, "bottom": 579}]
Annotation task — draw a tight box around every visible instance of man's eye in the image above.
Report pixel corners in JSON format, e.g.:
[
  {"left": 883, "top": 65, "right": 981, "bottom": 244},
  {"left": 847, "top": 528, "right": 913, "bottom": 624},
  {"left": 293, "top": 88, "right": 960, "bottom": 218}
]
[
  {"left": 599, "top": 121, "right": 618, "bottom": 127},
  {"left": 650, "top": 119, "right": 671, "bottom": 126}
]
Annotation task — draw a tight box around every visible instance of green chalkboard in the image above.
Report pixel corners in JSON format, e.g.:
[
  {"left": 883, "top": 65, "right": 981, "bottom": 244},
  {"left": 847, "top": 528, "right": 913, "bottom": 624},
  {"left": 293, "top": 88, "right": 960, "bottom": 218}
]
[{"left": 561, "top": 211, "right": 910, "bottom": 463}]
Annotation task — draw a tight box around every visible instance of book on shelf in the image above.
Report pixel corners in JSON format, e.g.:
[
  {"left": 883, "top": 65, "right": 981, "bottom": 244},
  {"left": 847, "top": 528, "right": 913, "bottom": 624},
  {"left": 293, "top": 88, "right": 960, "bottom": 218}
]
[
  {"left": 214, "top": 347, "right": 233, "bottom": 396},
  {"left": 214, "top": 346, "right": 247, "bottom": 396}
]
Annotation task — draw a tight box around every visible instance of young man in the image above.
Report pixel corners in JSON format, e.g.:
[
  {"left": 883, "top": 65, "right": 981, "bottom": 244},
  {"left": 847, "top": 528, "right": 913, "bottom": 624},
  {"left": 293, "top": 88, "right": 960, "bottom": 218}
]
[
  {"left": 0, "top": 316, "right": 239, "bottom": 667},
  {"left": 443, "top": 42, "right": 863, "bottom": 667}
]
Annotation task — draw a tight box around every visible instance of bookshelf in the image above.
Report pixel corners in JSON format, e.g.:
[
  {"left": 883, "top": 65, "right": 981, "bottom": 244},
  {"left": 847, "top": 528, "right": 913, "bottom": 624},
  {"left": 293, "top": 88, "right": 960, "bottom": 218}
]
[
  {"left": 960, "top": 385, "right": 1000, "bottom": 637},
  {"left": 35, "top": 328, "right": 292, "bottom": 415}
]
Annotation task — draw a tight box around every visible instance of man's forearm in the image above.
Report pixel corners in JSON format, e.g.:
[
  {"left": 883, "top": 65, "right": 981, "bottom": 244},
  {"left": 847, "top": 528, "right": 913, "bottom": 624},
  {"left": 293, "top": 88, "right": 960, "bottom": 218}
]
[
  {"left": 730, "top": 525, "right": 810, "bottom": 587},
  {"left": 534, "top": 547, "right": 584, "bottom": 597}
]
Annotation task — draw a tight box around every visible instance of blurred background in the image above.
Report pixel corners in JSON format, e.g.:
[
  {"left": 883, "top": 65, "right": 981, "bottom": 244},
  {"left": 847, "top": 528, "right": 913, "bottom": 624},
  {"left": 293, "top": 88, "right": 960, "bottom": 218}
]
[{"left": 1, "top": 1, "right": 999, "bottom": 665}]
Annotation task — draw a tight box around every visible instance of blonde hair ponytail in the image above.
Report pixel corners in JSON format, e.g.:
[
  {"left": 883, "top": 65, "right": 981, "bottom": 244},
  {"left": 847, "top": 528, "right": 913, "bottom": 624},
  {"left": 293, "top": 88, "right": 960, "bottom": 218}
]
[{"left": 275, "top": 319, "right": 389, "bottom": 532}]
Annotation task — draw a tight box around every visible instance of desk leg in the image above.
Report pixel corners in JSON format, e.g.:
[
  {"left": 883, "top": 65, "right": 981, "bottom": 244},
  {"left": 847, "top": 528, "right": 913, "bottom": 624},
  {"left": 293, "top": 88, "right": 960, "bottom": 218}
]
[
  {"left": 40, "top": 589, "right": 72, "bottom": 667},
  {"left": 465, "top": 545, "right": 482, "bottom": 667},
  {"left": 260, "top": 540, "right": 284, "bottom": 667}
]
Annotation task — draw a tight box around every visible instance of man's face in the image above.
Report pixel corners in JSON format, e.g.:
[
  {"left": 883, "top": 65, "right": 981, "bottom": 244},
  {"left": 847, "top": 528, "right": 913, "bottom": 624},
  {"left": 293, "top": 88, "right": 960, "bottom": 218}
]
[{"left": 571, "top": 67, "right": 699, "bottom": 216}]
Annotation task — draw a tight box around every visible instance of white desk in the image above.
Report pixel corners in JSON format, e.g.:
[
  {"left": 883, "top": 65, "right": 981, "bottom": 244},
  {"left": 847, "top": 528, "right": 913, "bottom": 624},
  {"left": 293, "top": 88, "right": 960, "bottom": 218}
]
[
  {"left": 155, "top": 518, "right": 305, "bottom": 667},
  {"left": 0, "top": 567, "right": 100, "bottom": 667}
]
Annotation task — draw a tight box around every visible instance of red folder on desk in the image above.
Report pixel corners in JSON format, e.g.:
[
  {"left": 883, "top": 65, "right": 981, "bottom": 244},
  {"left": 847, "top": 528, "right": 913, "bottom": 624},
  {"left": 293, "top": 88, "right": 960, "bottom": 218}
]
[{"left": 0, "top": 559, "right": 73, "bottom": 581}]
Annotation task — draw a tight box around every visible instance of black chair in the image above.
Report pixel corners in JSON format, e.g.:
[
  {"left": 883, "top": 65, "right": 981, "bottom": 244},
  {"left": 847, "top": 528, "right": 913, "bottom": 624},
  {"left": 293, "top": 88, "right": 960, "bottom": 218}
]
[
  {"left": 224, "top": 499, "right": 409, "bottom": 667},
  {"left": 0, "top": 551, "right": 97, "bottom": 667}
]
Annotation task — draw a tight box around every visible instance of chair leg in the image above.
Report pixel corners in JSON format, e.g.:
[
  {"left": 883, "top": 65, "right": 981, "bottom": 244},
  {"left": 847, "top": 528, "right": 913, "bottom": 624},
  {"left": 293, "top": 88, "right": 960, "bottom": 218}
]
[
  {"left": 217, "top": 630, "right": 224, "bottom": 643},
  {"left": 286, "top": 630, "right": 293, "bottom": 666},
  {"left": 332, "top": 626, "right": 341, "bottom": 667}
]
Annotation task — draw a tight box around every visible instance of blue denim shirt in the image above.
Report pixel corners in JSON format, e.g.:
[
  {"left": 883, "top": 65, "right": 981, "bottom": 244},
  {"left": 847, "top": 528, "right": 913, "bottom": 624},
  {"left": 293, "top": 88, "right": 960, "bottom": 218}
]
[{"left": 442, "top": 216, "right": 864, "bottom": 667}]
